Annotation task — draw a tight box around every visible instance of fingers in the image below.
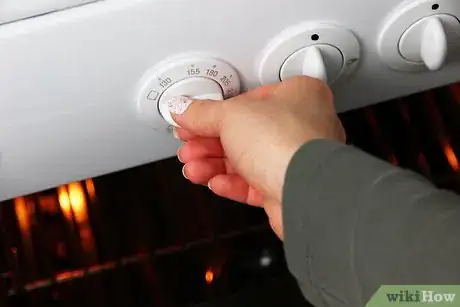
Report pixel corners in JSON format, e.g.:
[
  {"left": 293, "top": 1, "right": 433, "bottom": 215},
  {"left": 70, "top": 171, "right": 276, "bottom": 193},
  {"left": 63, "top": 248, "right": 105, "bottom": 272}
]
[
  {"left": 234, "top": 83, "right": 279, "bottom": 101},
  {"left": 173, "top": 127, "right": 198, "bottom": 141},
  {"left": 264, "top": 198, "right": 284, "bottom": 240},
  {"left": 182, "top": 158, "right": 232, "bottom": 185},
  {"left": 169, "top": 97, "right": 225, "bottom": 138},
  {"left": 168, "top": 83, "right": 282, "bottom": 138},
  {"left": 180, "top": 157, "right": 264, "bottom": 207},
  {"left": 208, "top": 174, "right": 264, "bottom": 207},
  {"left": 178, "top": 138, "right": 224, "bottom": 163},
  {"left": 276, "top": 76, "right": 334, "bottom": 106}
]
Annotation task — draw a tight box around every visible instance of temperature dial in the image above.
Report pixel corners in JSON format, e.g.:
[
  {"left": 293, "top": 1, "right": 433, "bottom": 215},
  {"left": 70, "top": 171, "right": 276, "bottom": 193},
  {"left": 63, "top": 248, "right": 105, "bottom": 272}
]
[
  {"left": 159, "top": 77, "right": 223, "bottom": 127},
  {"left": 137, "top": 54, "right": 241, "bottom": 130}
]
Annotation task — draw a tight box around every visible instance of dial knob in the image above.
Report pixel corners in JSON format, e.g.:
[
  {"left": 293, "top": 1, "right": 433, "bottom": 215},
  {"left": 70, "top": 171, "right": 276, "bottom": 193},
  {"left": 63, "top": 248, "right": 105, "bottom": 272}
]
[
  {"left": 399, "top": 14, "right": 460, "bottom": 71},
  {"left": 136, "top": 54, "right": 240, "bottom": 131},
  {"left": 280, "top": 44, "right": 344, "bottom": 84},
  {"left": 378, "top": 0, "right": 460, "bottom": 72},
  {"left": 158, "top": 77, "right": 224, "bottom": 127},
  {"left": 257, "top": 23, "right": 360, "bottom": 87}
]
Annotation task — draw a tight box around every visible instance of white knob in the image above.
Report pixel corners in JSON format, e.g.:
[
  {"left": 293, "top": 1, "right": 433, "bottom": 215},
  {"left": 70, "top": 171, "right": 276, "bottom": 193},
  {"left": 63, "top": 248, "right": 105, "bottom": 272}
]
[
  {"left": 302, "top": 46, "right": 328, "bottom": 83},
  {"left": 158, "top": 77, "right": 224, "bottom": 127},
  {"left": 399, "top": 14, "right": 460, "bottom": 71},
  {"left": 421, "top": 16, "right": 448, "bottom": 71},
  {"left": 280, "top": 44, "right": 343, "bottom": 84}
]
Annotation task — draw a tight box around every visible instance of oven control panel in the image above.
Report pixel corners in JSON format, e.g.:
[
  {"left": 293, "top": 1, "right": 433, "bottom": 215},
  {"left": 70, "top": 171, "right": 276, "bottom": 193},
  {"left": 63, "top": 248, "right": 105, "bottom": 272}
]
[{"left": 0, "top": 0, "right": 460, "bottom": 200}]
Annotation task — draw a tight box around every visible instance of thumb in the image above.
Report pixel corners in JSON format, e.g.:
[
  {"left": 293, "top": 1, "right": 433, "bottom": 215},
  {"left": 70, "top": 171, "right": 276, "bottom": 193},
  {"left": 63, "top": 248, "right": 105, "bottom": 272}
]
[{"left": 166, "top": 96, "right": 225, "bottom": 138}]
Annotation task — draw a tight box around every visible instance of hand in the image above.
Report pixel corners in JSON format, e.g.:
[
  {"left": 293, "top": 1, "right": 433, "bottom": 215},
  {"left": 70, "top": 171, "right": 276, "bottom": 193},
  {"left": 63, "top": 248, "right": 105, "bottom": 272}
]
[{"left": 169, "top": 76, "right": 346, "bottom": 239}]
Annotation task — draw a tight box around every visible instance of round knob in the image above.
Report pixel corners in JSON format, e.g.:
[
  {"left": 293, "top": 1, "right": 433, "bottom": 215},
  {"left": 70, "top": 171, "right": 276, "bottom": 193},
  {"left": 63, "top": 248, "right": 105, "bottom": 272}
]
[
  {"left": 280, "top": 44, "right": 344, "bottom": 84},
  {"left": 257, "top": 22, "right": 360, "bottom": 88},
  {"left": 136, "top": 54, "right": 240, "bottom": 131},
  {"left": 399, "top": 14, "right": 460, "bottom": 71},
  {"left": 378, "top": 0, "right": 460, "bottom": 72},
  {"left": 158, "top": 77, "right": 224, "bottom": 127}
]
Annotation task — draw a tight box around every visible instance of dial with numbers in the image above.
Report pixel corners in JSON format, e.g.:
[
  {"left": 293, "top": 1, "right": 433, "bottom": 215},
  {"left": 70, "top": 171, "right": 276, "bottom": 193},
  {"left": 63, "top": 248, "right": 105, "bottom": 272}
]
[{"left": 137, "top": 54, "right": 241, "bottom": 130}]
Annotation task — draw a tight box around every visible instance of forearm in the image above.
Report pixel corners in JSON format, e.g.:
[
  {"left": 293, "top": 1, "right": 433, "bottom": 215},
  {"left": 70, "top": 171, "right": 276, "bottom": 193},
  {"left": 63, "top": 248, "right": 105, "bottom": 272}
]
[{"left": 282, "top": 139, "right": 460, "bottom": 306}]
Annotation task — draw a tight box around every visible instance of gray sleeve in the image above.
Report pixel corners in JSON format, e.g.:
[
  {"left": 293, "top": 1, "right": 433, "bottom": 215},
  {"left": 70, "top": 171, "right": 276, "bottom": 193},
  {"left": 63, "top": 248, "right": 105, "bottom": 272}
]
[{"left": 282, "top": 139, "right": 460, "bottom": 307}]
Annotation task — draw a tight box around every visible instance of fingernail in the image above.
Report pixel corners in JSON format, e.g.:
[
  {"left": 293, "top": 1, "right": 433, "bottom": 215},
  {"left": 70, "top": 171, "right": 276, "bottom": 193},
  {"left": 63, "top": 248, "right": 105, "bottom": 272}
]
[
  {"left": 207, "top": 181, "right": 213, "bottom": 191},
  {"left": 172, "top": 127, "right": 180, "bottom": 140},
  {"left": 168, "top": 96, "right": 193, "bottom": 115},
  {"left": 182, "top": 165, "right": 189, "bottom": 180},
  {"left": 177, "top": 148, "right": 184, "bottom": 163}
]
